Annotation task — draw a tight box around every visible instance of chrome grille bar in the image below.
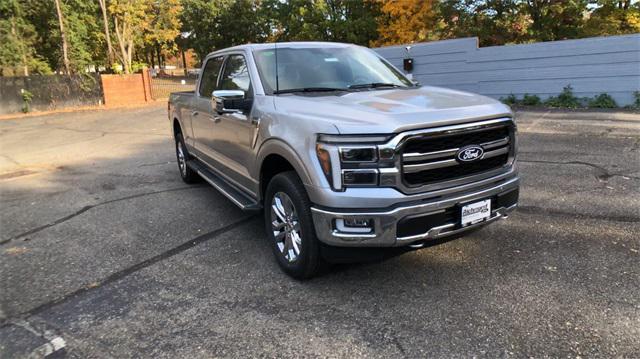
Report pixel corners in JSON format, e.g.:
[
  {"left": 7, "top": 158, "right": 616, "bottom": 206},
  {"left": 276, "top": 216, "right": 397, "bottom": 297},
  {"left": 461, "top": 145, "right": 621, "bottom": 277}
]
[
  {"left": 402, "top": 137, "right": 510, "bottom": 163},
  {"left": 403, "top": 146, "right": 509, "bottom": 173}
]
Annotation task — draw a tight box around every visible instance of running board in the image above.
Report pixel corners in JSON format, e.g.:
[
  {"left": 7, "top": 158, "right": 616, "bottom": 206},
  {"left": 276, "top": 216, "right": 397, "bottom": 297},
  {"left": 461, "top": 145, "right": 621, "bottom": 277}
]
[{"left": 187, "top": 160, "right": 261, "bottom": 211}]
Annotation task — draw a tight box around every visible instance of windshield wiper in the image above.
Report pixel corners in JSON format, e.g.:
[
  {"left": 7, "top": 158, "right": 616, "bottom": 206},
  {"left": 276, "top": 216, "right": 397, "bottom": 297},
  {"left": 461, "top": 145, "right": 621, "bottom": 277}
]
[
  {"left": 274, "top": 87, "right": 348, "bottom": 94},
  {"left": 348, "top": 82, "right": 401, "bottom": 90}
]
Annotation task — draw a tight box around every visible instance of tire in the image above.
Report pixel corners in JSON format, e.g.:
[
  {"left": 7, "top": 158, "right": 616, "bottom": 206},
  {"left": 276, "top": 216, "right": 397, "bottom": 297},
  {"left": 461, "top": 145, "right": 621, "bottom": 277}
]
[
  {"left": 264, "top": 171, "right": 323, "bottom": 279},
  {"left": 175, "top": 133, "right": 199, "bottom": 184}
]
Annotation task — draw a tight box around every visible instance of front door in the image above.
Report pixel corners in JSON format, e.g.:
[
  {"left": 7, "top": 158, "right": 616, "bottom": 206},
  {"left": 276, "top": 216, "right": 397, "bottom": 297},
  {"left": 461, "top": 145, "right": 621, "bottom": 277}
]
[
  {"left": 191, "top": 56, "right": 223, "bottom": 161},
  {"left": 211, "top": 54, "right": 257, "bottom": 188}
]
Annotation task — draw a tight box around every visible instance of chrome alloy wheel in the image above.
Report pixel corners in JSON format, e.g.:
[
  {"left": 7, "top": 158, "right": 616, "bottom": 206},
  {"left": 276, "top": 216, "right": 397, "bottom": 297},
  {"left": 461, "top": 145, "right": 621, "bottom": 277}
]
[
  {"left": 177, "top": 141, "right": 187, "bottom": 176},
  {"left": 271, "top": 192, "right": 302, "bottom": 262}
]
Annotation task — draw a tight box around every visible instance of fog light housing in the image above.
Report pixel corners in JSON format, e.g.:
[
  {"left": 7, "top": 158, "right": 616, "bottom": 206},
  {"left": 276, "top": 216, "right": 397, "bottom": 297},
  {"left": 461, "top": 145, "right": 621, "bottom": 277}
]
[
  {"left": 335, "top": 218, "right": 374, "bottom": 233},
  {"left": 342, "top": 169, "right": 378, "bottom": 186}
]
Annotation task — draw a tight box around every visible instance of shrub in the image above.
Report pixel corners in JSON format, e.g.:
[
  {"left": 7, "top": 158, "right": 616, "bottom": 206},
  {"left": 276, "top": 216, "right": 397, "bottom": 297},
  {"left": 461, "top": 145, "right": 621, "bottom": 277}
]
[
  {"left": 521, "top": 93, "right": 541, "bottom": 106},
  {"left": 545, "top": 85, "right": 581, "bottom": 108},
  {"left": 21, "top": 89, "right": 34, "bottom": 113},
  {"left": 634, "top": 91, "right": 640, "bottom": 109},
  {"left": 500, "top": 93, "right": 518, "bottom": 105},
  {"left": 587, "top": 93, "right": 618, "bottom": 108}
]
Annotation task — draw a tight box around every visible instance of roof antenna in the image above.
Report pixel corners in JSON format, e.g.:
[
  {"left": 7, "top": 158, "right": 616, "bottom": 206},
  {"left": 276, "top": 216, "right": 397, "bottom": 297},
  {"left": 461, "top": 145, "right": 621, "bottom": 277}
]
[{"left": 274, "top": 42, "right": 279, "bottom": 93}]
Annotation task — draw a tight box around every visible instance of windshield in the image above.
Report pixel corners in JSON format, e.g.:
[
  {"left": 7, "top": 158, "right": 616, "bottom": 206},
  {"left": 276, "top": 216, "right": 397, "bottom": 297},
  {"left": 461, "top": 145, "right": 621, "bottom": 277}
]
[{"left": 252, "top": 46, "right": 414, "bottom": 94}]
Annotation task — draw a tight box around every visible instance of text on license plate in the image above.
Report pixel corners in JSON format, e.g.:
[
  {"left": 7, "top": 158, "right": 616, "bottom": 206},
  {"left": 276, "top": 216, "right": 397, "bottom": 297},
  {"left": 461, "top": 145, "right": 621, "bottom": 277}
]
[{"left": 461, "top": 199, "right": 491, "bottom": 227}]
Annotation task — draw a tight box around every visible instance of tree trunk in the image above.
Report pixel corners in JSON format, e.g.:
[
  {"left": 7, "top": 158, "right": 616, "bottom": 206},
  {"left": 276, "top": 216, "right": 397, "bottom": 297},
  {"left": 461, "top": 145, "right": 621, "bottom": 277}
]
[
  {"left": 54, "top": 0, "right": 71, "bottom": 75},
  {"left": 113, "top": 17, "right": 131, "bottom": 74},
  {"left": 181, "top": 47, "right": 187, "bottom": 76},
  {"left": 98, "top": 0, "right": 114, "bottom": 69}
]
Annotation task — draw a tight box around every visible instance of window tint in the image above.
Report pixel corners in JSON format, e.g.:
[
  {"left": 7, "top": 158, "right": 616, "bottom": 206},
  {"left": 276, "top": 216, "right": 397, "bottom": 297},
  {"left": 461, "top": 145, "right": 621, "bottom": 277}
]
[
  {"left": 220, "top": 55, "right": 251, "bottom": 94},
  {"left": 198, "top": 56, "right": 223, "bottom": 97}
]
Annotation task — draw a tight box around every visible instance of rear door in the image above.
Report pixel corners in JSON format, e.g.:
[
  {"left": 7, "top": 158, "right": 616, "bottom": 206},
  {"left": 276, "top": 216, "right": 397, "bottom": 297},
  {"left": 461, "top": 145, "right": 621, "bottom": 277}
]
[{"left": 191, "top": 56, "right": 224, "bottom": 161}]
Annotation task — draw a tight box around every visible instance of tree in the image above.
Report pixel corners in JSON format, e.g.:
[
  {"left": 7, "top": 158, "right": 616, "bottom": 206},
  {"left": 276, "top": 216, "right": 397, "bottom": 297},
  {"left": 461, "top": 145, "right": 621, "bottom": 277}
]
[
  {"left": 180, "top": 0, "right": 233, "bottom": 60},
  {"left": 523, "top": 0, "right": 589, "bottom": 41},
  {"left": 143, "top": 0, "right": 183, "bottom": 68},
  {"left": 109, "top": 0, "right": 152, "bottom": 73},
  {"left": 53, "top": 0, "right": 71, "bottom": 74},
  {"left": 583, "top": 0, "right": 640, "bottom": 36},
  {"left": 436, "top": 0, "right": 529, "bottom": 46},
  {"left": 0, "top": 0, "right": 50, "bottom": 76},
  {"left": 98, "top": 0, "right": 115, "bottom": 68},
  {"left": 372, "top": 0, "right": 439, "bottom": 47}
]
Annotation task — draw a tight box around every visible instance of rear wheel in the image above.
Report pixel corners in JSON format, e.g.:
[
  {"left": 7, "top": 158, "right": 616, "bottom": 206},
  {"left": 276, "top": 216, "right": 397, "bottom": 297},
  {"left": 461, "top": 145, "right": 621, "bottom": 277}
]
[
  {"left": 264, "top": 171, "right": 323, "bottom": 279},
  {"left": 175, "top": 133, "right": 199, "bottom": 184}
]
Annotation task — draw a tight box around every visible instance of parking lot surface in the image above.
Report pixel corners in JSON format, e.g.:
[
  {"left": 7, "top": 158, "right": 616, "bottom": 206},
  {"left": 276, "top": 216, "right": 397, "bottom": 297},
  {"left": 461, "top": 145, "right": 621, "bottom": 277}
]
[{"left": 1, "top": 105, "right": 638, "bottom": 358}]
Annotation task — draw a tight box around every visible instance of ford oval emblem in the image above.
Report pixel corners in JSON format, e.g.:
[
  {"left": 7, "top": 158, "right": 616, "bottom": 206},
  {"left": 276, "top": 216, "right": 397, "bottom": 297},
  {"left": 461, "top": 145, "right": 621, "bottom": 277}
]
[{"left": 456, "top": 145, "right": 484, "bottom": 162}]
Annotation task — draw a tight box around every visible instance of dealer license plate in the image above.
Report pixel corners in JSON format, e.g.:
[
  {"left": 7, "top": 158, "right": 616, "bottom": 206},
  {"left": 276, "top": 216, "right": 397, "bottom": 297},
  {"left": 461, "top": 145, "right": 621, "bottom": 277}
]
[{"left": 460, "top": 199, "right": 491, "bottom": 227}]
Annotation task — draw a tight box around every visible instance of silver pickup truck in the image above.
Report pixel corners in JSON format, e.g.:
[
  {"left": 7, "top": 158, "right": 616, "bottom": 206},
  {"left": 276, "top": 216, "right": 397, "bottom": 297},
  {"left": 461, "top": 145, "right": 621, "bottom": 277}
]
[{"left": 168, "top": 42, "right": 519, "bottom": 278}]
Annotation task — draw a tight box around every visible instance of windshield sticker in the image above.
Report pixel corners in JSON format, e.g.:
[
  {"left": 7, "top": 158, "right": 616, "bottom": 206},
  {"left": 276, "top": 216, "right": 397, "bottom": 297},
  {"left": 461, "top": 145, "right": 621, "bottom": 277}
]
[{"left": 324, "top": 58, "right": 339, "bottom": 62}]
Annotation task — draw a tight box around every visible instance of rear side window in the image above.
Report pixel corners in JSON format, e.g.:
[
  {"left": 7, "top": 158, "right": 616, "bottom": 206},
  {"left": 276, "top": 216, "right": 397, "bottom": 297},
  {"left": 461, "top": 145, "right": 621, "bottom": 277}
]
[
  {"left": 220, "top": 55, "right": 252, "bottom": 95},
  {"left": 198, "top": 56, "right": 223, "bottom": 97}
]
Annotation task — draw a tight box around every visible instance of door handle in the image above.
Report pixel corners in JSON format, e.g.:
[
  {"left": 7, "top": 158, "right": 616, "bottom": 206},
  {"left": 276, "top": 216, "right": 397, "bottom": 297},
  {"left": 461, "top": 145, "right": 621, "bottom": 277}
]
[
  {"left": 213, "top": 116, "right": 222, "bottom": 123},
  {"left": 191, "top": 111, "right": 199, "bottom": 117}
]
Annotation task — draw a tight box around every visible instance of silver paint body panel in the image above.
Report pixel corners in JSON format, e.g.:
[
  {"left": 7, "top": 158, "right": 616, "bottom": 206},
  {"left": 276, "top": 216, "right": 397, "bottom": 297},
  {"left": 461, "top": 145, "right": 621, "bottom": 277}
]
[{"left": 168, "top": 42, "right": 519, "bottom": 247}]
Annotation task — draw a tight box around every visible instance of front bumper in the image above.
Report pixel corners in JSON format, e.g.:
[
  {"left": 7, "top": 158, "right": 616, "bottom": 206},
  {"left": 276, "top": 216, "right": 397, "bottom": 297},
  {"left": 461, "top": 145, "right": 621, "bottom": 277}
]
[{"left": 311, "top": 176, "right": 519, "bottom": 247}]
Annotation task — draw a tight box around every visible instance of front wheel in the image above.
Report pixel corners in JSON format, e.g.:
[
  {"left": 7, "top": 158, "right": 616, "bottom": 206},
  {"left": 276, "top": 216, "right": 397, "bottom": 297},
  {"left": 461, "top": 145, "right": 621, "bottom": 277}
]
[{"left": 264, "top": 171, "right": 323, "bottom": 279}]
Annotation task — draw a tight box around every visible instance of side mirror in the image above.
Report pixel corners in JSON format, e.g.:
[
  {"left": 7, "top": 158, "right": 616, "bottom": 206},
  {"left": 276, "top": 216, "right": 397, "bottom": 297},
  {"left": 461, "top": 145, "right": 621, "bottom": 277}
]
[{"left": 212, "top": 90, "right": 251, "bottom": 114}]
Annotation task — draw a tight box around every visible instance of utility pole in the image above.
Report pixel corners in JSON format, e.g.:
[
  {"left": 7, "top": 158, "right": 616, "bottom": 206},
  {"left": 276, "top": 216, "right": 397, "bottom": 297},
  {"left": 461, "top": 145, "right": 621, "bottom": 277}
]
[
  {"left": 54, "top": 0, "right": 71, "bottom": 75},
  {"left": 98, "top": 0, "right": 114, "bottom": 69}
]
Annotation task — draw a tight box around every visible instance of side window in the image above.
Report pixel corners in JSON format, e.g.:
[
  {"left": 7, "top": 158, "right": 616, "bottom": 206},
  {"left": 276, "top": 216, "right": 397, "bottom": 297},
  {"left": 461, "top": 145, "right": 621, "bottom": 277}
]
[
  {"left": 220, "top": 55, "right": 252, "bottom": 95},
  {"left": 198, "top": 56, "right": 223, "bottom": 97}
]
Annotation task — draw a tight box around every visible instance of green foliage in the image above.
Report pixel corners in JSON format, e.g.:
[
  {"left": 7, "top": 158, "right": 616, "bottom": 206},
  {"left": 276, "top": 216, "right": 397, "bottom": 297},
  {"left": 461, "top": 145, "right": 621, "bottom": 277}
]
[
  {"left": 0, "top": 0, "right": 51, "bottom": 76},
  {"left": 544, "top": 85, "right": 582, "bottom": 108},
  {"left": 500, "top": 93, "right": 519, "bottom": 106},
  {"left": 522, "top": 93, "right": 542, "bottom": 106},
  {"left": 500, "top": 89, "right": 623, "bottom": 108},
  {"left": 21, "top": 89, "right": 33, "bottom": 113},
  {"left": 587, "top": 93, "right": 618, "bottom": 108},
  {"left": 634, "top": 91, "right": 640, "bottom": 108},
  {"left": 2, "top": 0, "right": 640, "bottom": 77},
  {"left": 131, "top": 61, "right": 147, "bottom": 73}
]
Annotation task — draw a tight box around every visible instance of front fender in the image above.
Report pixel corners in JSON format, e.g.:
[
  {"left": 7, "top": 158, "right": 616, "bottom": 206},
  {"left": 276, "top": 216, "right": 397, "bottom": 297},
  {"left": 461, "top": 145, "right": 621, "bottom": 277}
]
[{"left": 256, "top": 138, "right": 315, "bottom": 188}]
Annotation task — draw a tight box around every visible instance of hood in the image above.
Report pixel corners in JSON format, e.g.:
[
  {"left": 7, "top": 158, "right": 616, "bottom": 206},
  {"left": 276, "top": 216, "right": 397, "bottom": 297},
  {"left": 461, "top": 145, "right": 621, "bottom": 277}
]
[{"left": 274, "top": 86, "right": 512, "bottom": 134}]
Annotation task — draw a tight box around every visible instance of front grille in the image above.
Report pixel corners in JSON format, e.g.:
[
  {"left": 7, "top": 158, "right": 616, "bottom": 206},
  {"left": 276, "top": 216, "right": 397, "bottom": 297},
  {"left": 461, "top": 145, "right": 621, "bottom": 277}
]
[
  {"left": 404, "top": 154, "right": 508, "bottom": 185},
  {"left": 401, "top": 122, "right": 513, "bottom": 187},
  {"left": 403, "top": 126, "right": 509, "bottom": 154}
]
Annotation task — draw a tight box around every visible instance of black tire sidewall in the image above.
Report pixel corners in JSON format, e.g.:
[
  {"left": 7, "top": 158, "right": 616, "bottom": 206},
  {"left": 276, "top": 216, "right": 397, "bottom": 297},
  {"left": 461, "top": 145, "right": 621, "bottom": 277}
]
[
  {"left": 264, "top": 171, "right": 320, "bottom": 279},
  {"left": 175, "top": 133, "right": 198, "bottom": 183}
]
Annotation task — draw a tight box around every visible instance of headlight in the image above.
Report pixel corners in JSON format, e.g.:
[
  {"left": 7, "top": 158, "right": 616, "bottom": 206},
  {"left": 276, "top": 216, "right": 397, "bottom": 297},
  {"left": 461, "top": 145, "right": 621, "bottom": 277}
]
[
  {"left": 317, "top": 134, "right": 394, "bottom": 191},
  {"left": 339, "top": 146, "right": 377, "bottom": 163}
]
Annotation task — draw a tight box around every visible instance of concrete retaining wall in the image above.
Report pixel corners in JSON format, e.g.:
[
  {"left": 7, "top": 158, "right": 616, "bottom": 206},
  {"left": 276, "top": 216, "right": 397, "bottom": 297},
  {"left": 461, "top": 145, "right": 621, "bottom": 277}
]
[
  {"left": 375, "top": 34, "right": 640, "bottom": 106},
  {"left": 0, "top": 74, "right": 102, "bottom": 115}
]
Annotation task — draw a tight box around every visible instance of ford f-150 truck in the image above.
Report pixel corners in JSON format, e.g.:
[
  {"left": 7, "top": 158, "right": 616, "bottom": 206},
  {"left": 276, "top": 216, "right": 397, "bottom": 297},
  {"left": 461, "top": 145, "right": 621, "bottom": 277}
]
[{"left": 168, "top": 42, "right": 519, "bottom": 279}]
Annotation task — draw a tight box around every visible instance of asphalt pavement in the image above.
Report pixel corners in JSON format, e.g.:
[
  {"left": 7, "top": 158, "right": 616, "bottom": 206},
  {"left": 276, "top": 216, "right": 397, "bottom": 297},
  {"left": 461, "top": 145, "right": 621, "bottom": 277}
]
[{"left": 0, "top": 105, "right": 638, "bottom": 358}]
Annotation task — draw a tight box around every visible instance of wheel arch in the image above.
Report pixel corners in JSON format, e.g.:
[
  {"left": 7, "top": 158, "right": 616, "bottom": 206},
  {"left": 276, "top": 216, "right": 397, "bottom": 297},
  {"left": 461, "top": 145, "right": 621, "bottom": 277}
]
[
  {"left": 173, "top": 117, "right": 182, "bottom": 138},
  {"left": 257, "top": 139, "right": 313, "bottom": 201}
]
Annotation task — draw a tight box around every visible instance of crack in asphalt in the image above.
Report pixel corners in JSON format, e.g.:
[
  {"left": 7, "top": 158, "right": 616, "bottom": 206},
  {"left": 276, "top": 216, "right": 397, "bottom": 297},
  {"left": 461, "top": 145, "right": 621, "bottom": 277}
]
[
  {"left": 516, "top": 205, "right": 639, "bottom": 223},
  {"left": 1, "top": 215, "right": 257, "bottom": 324},
  {"left": 0, "top": 154, "right": 20, "bottom": 166},
  {"left": 519, "top": 158, "right": 640, "bottom": 181},
  {"left": 46, "top": 124, "right": 170, "bottom": 138},
  {"left": 0, "top": 185, "right": 206, "bottom": 246}
]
